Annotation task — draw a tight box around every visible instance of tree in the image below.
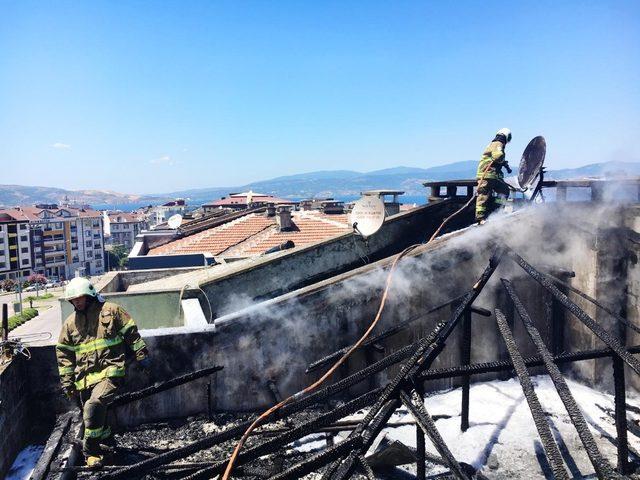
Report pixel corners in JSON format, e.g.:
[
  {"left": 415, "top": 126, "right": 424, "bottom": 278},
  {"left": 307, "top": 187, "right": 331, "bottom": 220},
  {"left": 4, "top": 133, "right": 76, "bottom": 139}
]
[
  {"left": 107, "top": 244, "right": 129, "bottom": 271},
  {"left": 27, "top": 273, "right": 47, "bottom": 285},
  {"left": 1, "top": 278, "right": 15, "bottom": 292}
]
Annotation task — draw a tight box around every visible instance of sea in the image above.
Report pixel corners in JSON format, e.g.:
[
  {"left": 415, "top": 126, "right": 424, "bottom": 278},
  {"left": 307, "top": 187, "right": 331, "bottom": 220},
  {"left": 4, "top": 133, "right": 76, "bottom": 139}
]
[{"left": 92, "top": 195, "right": 427, "bottom": 212}]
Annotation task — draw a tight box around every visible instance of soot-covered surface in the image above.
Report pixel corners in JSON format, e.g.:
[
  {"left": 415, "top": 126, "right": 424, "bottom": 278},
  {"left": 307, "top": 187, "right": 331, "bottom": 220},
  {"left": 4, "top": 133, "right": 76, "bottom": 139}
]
[{"left": 71, "top": 376, "right": 640, "bottom": 479}]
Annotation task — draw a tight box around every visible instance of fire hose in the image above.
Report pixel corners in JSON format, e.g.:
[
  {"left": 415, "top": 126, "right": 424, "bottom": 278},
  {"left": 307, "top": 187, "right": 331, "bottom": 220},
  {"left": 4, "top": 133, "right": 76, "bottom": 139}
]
[{"left": 221, "top": 159, "right": 503, "bottom": 478}]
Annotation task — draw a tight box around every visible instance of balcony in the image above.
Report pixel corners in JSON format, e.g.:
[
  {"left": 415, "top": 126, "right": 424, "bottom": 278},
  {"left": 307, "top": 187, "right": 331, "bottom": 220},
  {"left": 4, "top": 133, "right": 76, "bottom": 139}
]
[{"left": 44, "top": 236, "right": 64, "bottom": 244}]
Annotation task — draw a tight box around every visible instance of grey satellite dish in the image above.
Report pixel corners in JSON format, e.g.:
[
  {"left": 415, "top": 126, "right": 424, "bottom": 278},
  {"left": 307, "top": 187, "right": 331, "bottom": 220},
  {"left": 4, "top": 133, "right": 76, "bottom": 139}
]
[
  {"left": 349, "top": 195, "right": 385, "bottom": 237},
  {"left": 518, "top": 136, "right": 546, "bottom": 200},
  {"left": 167, "top": 214, "right": 183, "bottom": 229}
]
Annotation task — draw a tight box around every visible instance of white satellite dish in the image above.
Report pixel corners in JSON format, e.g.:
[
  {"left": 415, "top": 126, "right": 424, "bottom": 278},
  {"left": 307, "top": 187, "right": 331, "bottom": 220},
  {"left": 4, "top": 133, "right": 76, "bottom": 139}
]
[
  {"left": 167, "top": 214, "right": 183, "bottom": 229},
  {"left": 349, "top": 195, "right": 385, "bottom": 237}
]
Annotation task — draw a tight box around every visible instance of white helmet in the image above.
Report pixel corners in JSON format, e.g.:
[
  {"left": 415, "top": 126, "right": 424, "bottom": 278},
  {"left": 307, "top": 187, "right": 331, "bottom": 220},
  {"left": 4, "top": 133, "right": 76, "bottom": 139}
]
[
  {"left": 64, "top": 277, "right": 97, "bottom": 301},
  {"left": 496, "top": 128, "right": 512, "bottom": 143}
]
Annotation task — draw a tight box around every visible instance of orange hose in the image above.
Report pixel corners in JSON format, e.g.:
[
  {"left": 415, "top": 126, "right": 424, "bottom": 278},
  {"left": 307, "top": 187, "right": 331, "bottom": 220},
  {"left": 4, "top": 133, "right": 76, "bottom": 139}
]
[{"left": 221, "top": 159, "right": 500, "bottom": 479}]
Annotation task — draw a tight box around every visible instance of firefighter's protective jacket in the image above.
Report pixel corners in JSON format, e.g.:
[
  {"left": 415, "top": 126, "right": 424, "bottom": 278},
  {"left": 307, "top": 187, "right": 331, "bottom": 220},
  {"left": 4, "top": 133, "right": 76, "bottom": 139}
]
[
  {"left": 56, "top": 300, "right": 148, "bottom": 391},
  {"left": 476, "top": 140, "right": 507, "bottom": 180}
]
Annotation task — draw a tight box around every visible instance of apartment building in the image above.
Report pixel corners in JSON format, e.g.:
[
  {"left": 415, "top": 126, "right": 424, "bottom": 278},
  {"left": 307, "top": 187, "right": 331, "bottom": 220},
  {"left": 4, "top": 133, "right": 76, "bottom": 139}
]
[
  {"left": 0, "top": 210, "right": 32, "bottom": 281},
  {"left": 0, "top": 204, "right": 106, "bottom": 281},
  {"left": 150, "top": 199, "right": 186, "bottom": 228},
  {"left": 103, "top": 211, "right": 148, "bottom": 250}
]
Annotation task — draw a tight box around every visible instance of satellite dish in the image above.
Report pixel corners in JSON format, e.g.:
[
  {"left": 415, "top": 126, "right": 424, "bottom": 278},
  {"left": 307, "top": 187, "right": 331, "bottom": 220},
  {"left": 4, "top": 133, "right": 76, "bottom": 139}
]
[
  {"left": 349, "top": 195, "right": 385, "bottom": 237},
  {"left": 518, "top": 136, "right": 546, "bottom": 192},
  {"left": 167, "top": 214, "right": 183, "bottom": 229}
]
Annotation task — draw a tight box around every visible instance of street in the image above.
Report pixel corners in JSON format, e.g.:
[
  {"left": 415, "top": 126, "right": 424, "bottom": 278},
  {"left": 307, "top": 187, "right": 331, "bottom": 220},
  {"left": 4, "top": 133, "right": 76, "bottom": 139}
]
[{"left": 2, "top": 289, "right": 63, "bottom": 346}]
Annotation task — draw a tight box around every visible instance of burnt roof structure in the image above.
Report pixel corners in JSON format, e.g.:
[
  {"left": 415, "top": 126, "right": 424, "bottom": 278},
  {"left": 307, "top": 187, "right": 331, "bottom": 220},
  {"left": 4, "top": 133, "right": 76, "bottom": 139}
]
[{"left": 1, "top": 178, "right": 640, "bottom": 479}]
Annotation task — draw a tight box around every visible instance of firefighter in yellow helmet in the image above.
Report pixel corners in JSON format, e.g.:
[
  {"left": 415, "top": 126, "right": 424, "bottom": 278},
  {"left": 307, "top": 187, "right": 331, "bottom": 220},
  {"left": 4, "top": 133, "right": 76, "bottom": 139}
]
[
  {"left": 476, "top": 128, "right": 513, "bottom": 224},
  {"left": 56, "top": 277, "right": 150, "bottom": 467}
]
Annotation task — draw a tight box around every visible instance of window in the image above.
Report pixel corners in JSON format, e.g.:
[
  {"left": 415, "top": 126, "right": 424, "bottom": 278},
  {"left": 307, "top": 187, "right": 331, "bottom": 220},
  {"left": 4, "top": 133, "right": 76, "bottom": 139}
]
[
  {"left": 86, "top": 240, "right": 92, "bottom": 247},
  {"left": 19, "top": 224, "right": 27, "bottom": 230},
  {"left": 0, "top": 262, "right": 6, "bottom": 269},
  {"left": 21, "top": 247, "right": 28, "bottom": 253},
  {"left": 20, "top": 235, "right": 28, "bottom": 242},
  {"left": 22, "top": 259, "right": 29, "bottom": 265},
  {"left": 86, "top": 251, "right": 93, "bottom": 258},
  {"left": 0, "top": 238, "right": 4, "bottom": 244}
]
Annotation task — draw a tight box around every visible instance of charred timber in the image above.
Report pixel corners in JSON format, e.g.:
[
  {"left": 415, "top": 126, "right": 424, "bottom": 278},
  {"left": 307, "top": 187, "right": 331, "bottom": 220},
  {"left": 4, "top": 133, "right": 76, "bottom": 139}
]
[
  {"left": 305, "top": 293, "right": 466, "bottom": 374},
  {"left": 328, "top": 251, "right": 504, "bottom": 480},
  {"left": 508, "top": 249, "right": 640, "bottom": 376},
  {"left": 181, "top": 388, "right": 383, "bottom": 480},
  {"left": 111, "top": 365, "right": 224, "bottom": 407},
  {"left": 399, "top": 388, "right": 469, "bottom": 480},
  {"left": 502, "top": 278, "right": 620, "bottom": 479},
  {"left": 495, "top": 309, "right": 569, "bottom": 480},
  {"left": 419, "top": 345, "right": 640, "bottom": 382},
  {"left": 545, "top": 272, "right": 640, "bottom": 336}
]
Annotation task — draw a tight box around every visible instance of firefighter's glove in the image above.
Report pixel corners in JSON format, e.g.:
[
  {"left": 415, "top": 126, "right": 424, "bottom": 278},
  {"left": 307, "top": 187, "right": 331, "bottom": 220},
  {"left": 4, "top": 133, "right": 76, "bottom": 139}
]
[
  {"left": 138, "top": 356, "right": 152, "bottom": 376},
  {"left": 63, "top": 385, "right": 77, "bottom": 400},
  {"left": 505, "top": 164, "right": 513, "bottom": 174}
]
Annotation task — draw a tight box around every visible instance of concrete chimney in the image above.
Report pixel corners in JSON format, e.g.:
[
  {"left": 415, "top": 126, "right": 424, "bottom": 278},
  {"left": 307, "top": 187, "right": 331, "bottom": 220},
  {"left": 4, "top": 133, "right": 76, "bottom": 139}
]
[
  {"left": 276, "top": 206, "right": 293, "bottom": 231},
  {"left": 266, "top": 203, "right": 276, "bottom": 217}
]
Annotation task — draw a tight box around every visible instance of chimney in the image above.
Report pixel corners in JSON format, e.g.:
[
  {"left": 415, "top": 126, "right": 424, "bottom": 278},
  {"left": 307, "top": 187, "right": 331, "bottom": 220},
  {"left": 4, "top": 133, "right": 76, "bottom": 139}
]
[
  {"left": 266, "top": 203, "right": 276, "bottom": 217},
  {"left": 276, "top": 206, "right": 292, "bottom": 231}
]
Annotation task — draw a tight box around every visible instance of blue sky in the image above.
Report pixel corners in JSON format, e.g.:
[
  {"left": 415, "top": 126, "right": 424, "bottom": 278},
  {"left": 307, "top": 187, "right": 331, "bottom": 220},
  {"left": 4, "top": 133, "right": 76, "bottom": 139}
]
[{"left": 1, "top": 1, "right": 639, "bottom": 194}]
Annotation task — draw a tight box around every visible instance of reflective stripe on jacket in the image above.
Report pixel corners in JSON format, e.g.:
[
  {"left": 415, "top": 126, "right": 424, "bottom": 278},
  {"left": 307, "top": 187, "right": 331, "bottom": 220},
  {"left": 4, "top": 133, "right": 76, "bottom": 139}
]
[
  {"left": 56, "top": 300, "right": 148, "bottom": 391},
  {"left": 477, "top": 141, "right": 507, "bottom": 180}
]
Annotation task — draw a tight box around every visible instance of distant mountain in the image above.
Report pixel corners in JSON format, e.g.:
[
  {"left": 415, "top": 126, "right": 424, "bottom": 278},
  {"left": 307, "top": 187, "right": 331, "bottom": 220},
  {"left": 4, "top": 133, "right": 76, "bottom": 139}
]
[
  {"left": 546, "top": 161, "right": 640, "bottom": 180},
  {"left": 0, "top": 185, "right": 158, "bottom": 209},
  {"left": 2, "top": 160, "right": 639, "bottom": 209}
]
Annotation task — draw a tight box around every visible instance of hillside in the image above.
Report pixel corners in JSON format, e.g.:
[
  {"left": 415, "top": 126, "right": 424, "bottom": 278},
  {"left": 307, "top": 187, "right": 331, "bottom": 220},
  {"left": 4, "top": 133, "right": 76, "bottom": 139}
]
[{"left": 2, "top": 160, "right": 639, "bottom": 209}]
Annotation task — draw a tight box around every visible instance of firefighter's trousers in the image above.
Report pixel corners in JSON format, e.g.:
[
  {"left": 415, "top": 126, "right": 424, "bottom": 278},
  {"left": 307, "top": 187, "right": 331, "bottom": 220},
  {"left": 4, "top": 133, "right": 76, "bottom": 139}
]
[
  {"left": 79, "top": 378, "right": 120, "bottom": 457},
  {"left": 476, "top": 178, "right": 511, "bottom": 221}
]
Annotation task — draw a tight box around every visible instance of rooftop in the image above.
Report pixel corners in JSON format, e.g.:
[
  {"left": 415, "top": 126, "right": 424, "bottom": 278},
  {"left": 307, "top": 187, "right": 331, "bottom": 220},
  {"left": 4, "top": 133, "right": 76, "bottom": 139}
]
[
  {"left": 148, "top": 210, "right": 351, "bottom": 258},
  {"left": 204, "top": 192, "right": 294, "bottom": 208},
  {"left": 0, "top": 205, "right": 102, "bottom": 221},
  {"left": 106, "top": 211, "right": 144, "bottom": 223}
]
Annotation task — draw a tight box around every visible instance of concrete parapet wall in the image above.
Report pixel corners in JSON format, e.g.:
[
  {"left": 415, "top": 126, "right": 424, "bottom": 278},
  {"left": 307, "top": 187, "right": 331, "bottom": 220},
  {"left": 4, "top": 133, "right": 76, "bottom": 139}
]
[
  {"left": 60, "top": 289, "right": 185, "bottom": 330},
  {"left": 200, "top": 199, "right": 471, "bottom": 318},
  {"left": 0, "top": 359, "right": 30, "bottom": 478}
]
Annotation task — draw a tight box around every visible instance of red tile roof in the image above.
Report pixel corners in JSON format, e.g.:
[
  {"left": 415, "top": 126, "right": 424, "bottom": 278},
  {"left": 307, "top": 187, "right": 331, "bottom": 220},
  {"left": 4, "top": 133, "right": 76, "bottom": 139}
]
[
  {"left": 0, "top": 209, "right": 29, "bottom": 222},
  {"left": 147, "top": 211, "right": 351, "bottom": 257},
  {"left": 2, "top": 205, "right": 101, "bottom": 221}
]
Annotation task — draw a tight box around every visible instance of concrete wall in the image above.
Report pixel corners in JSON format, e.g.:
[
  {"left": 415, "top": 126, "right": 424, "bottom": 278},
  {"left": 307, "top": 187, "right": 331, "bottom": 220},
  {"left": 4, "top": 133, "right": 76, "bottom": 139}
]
[
  {"left": 128, "top": 252, "right": 213, "bottom": 271},
  {"left": 0, "top": 359, "right": 31, "bottom": 479},
  {"left": 97, "top": 266, "right": 204, "bottom": 293},
  {"left": 200, "top": 199, "right": 472, "bottom": 318},
  {"left": 60, "top": 290, "right": 185, "bottom": 330}
]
